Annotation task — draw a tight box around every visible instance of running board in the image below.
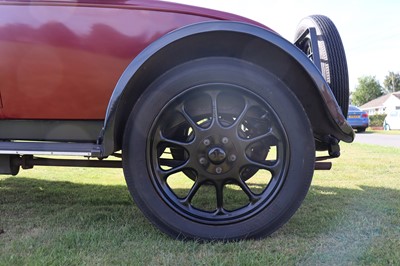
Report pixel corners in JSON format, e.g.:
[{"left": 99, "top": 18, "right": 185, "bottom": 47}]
[{"left": 0, "top": 142, "right": 102, "bottom": 157}]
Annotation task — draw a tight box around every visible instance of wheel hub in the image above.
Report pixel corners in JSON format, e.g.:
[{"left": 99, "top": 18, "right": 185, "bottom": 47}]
[
  {"left": 198, "top": 136, "right": 238, "bottom": 175},
  {"left": 208, "top": 147, "right": 226, "bottom": 164}
]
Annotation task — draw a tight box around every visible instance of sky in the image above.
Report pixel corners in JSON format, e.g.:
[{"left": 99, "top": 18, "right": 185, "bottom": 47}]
[{"left": 163, "top": 0, "right": 400, "bottom": 91}]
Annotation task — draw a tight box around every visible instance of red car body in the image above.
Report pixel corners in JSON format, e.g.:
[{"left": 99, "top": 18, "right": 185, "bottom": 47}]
[{"left": 0, "top": 0, "right": 265, "bottom": 119}]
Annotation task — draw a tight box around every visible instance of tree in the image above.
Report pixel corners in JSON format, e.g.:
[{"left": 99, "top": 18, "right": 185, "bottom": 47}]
[
  {"left": 383, "top": 71, "right": 400, "bottom": 94},
  {"left": 351, "top": 76, "right": 383, "bottom": 106}
]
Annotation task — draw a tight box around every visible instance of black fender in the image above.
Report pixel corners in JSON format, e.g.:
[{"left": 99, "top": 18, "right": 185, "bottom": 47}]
[{"left": 99, "top": 21, "right": 354, "bottom": 156}]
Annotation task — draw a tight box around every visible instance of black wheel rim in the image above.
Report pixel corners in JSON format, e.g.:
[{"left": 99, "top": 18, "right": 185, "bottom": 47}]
[{"left": 148, "top": 83, "right": 290, "bottom": 225}]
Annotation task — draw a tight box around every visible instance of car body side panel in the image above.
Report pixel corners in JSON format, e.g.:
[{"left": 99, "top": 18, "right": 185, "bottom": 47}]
[{"left": 0, "top": 1, "right": 261, "bottom": 119}]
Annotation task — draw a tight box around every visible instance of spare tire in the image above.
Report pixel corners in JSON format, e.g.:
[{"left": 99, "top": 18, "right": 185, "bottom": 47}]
[{"left": 295, "top": 15, "right": 349, "bottom": 117}]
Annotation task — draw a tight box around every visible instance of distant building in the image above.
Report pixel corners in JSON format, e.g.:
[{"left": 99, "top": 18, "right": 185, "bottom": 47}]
[{"left": 360, "top": 92, "right": 400, "bottom": 115}]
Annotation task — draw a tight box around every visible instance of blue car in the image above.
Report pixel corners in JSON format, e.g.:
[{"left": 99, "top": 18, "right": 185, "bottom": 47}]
[{"left": 347, "top": 105, "right": 369, "bottom": 132}]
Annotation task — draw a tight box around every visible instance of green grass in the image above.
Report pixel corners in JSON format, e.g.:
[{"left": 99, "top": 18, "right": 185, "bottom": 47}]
[{"left": 1, "top": 143, "right": 399, "bottom": 265}]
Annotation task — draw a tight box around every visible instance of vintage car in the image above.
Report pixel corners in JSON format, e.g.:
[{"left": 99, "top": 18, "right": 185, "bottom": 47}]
[{"left": 0, "top": 0, "right": 354, "bottom": 240}]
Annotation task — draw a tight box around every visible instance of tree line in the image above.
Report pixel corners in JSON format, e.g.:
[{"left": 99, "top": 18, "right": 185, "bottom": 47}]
[{"left": 351, "top": 71, "right": 400, "bottom": 106}]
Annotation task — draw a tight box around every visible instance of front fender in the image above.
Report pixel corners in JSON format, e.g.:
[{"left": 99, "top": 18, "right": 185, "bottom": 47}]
[{"left": 100, "top": 21, "right": 354, "bottom": 156}]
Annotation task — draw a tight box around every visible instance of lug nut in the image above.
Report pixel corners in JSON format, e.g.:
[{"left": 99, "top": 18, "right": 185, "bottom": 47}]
[
  {"left": 216, "top": 167, "right": 223, "bottom": 174},
  {"left": 199, "top": 157, "right": 207, "bottom": 165},
  {"left": 229, "top": 154, "right": 237, "bottom": 162},
  {"left": 222, "top": 137, "right": 229, "bottom": 144},
  {"left": 203, "top": 139, "right": 211, "bottom": 146}
]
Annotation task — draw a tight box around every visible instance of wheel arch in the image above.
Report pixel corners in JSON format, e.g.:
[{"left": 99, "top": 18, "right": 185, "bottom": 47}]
[{"left": 100, "top": 21, "right": 354, "bottom": 156}]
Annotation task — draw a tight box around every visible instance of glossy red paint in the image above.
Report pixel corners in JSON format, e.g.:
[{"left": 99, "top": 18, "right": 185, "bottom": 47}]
[
  {"left": 0, "top": 1, "right": 269, "bottom": 119},
  {"left": 0, "top": 92, "right": 3, "bottom": 119}
]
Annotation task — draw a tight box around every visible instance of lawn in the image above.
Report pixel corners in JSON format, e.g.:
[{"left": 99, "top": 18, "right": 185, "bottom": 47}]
[{"left": 1, "top": 143, "right": 399, "bottom": 265}]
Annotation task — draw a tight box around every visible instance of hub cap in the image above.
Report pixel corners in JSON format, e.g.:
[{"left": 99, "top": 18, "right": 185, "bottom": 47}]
[{"left": 207, "top": 147, "right": 226, "bottom": 164}]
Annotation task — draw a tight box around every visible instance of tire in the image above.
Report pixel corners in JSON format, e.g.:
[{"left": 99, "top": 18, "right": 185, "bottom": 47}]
[
  {"left": 295, "top": 15, "right": 349, "bottom": 117},
  {"left": 122, "top": 57, "right": 315, "bottom": 241},
  {"left": 357, "top": 128, "right": 366, "bottom": 133}
]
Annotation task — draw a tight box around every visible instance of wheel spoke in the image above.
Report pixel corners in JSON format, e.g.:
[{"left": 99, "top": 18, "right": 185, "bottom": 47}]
[
  {"left": 156, "top": 159, "right": 193, "bottom": 181},
  {"left": 230, "top": 98, "right": 253, "bottom": 130},
  {"left": 241, "top": 128, "right": 274, "bottom": 145},
  {"left": 159, "top": 158, "right": 184, "bottom": 168},
  {"left": 177, "top": 104, "right": 204, "bottom": 134},
  {"left": 215, "top": 182, "right": 225, "bottom": 214},
  {"left": 208, "top": 91, "right": 219, "bottom": 124},
  {"left": 237, "top": 179, "right": 260, "bottom": 203},
  {"left": 157, "top": 131, "right": 194, "bottom": 150},
  {"left": 237, "top": 129, "right": 280, "bottom": 164},
  {"left": 244, "top": 156, "right": 280, "bottom": 175},
  {"left": 265, "top": 160, "right": 281, "bottom": 174},
  {"left": 180, "top": 180, "right": 202, "bottom": 205}
]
